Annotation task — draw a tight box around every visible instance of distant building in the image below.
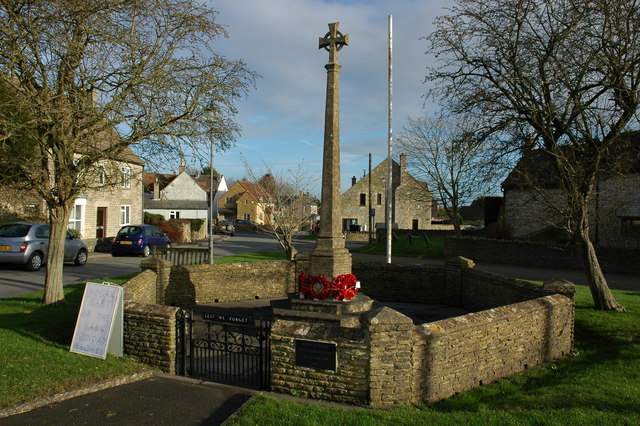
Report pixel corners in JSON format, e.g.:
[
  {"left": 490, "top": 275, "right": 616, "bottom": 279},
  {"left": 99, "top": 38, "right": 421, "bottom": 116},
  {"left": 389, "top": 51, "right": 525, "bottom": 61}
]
[
  {"left": 218, "top": 180, "right": 271, "bottom": 224},
  {"left": 341, "top": 154, "right": 433, "bottom": 232},
  {"left": 144, "top": 162, "right": 227, "bottom": 229},
  {"left": 502, "top": 131, "right": 640, "bottom": 249},
  {"left": 0, "top": 136, "right": 145, "bottom": 250}
]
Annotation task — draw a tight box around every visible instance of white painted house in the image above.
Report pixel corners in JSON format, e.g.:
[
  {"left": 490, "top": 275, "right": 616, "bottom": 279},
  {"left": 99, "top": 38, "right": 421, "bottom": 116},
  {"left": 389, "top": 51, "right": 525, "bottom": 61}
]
[{"left": 144, "top": 168, "right": 228, "bottom": 229}]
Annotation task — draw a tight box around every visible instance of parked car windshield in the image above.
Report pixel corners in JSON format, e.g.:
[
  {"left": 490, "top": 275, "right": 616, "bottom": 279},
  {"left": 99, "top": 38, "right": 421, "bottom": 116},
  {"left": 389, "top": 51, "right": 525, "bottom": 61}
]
[
  {"left": 117, "top": 226, "right": 143, "bottom": 236},
  {"left": 0, "top": 223, "right": 31, "bottom": 238}
]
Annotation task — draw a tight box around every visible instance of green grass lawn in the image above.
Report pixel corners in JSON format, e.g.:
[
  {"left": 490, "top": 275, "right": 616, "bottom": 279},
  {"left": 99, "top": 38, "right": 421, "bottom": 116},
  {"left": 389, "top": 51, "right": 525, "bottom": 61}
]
[
  {"left": 351, "top": 234, "right": 445, "bottom": 258},
  {"left": 0, "top": 280, "right": 150, "bottom": 409},
  {"left": 2, "top": 256, "right": 639, "bottom": 425}
]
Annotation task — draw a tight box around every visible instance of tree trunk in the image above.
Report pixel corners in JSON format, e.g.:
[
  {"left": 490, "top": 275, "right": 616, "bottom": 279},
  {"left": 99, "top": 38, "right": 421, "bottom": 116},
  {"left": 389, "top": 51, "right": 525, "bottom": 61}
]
[
  {"left": 577, "top": 225, "right": 625, "bottom": 311},
  {"left": 451, "top": 209, "right": 462, "bottom": 236},
  {"left": 42, "top": 204, "right": 72, "bottom": 305},
  {"left": 286, "top": 245, "right": 298, "bottom": 261}
]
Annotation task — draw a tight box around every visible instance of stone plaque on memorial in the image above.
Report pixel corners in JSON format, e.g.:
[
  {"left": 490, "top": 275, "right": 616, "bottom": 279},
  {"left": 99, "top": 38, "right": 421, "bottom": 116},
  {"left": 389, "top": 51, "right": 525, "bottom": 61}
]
[{"left": 295, "top": 339, "right": 337, "bottom": 371}]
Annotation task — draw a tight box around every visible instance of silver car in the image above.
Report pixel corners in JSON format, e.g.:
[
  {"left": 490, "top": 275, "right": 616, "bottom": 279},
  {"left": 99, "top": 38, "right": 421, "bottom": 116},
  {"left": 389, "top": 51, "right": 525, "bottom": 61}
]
[{"left": 0, "top": 222, "right": 88, "bottom": 271}]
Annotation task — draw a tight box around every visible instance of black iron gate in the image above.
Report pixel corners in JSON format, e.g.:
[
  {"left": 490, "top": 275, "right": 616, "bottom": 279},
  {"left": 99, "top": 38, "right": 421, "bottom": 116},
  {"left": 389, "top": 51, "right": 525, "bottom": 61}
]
[{"left": 181, "top": 310, "right": 271, "bottom": 390}]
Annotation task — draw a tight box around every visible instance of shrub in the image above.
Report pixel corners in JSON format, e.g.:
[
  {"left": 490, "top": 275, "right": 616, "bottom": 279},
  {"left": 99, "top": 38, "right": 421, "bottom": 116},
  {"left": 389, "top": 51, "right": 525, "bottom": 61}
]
[
  {"left": 157, "top": 219, "right": 184, "bottom": 243},
  {"left": 187, "top": 218, "right": 204, "bottom": 232},
  {"left": 144, "top": 212, "right": 165, "bottom": 225},
  {"left": 67, "top": 228, "right": 81, "bottom": 239}
]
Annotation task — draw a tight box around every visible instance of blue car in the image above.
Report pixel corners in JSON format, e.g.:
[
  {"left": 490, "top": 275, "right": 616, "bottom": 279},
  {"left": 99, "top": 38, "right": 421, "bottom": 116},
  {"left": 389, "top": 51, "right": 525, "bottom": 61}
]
[{"left": 111, "top": 224, "right": 171, "bottom": 257}]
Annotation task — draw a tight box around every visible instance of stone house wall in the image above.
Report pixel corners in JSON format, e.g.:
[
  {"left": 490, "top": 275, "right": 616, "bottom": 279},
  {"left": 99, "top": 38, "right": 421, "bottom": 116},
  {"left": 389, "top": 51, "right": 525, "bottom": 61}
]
[
  {"left": 596, "top": 174, "right": 640, "bottom": 249},
  {"left": 504, "top": 174, "right": 640, "bottom": 250},
  {"left": 0, "top": 159, "right": 143, "bottom": 252},
  {"left": 341, "top": 156, "right": 432, "bottom": 232},
  {"left": 79, "top": 161, "right": 144, "bottom": 241}
]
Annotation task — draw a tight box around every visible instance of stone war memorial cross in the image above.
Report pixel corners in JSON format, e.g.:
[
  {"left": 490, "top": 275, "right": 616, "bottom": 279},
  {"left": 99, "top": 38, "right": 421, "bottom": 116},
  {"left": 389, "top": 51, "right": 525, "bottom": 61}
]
[{"left": 309, "top": 22, "right": 352, "bottom": 279}]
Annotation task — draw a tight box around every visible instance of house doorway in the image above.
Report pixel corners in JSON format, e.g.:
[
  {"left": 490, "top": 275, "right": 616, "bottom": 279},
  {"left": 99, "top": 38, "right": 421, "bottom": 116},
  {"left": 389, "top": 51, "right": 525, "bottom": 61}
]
[
  {"left": 96, "top": 207, "right": 107, "bottom": 238},
  {"left": 412, "top": 219, "right": 419, "bottom": 231}
]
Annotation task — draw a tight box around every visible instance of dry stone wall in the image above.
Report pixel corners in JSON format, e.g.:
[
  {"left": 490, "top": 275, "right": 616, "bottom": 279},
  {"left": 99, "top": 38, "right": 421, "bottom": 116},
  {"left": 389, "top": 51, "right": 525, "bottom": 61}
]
[
  {"left": 164, "top": 261, "right": 296, "bottom": 306},
  {"left": 121, "top": 254, "right": 575, "bottom": 406},
  {"left": 444, "top": 236, "right": 640, "bottom": 275},
  {"left": 123, "top": 302, "right": 181, "bottom": 374},
  {"left": 414, "top": 294, "right": 574, "bottom": 402}
]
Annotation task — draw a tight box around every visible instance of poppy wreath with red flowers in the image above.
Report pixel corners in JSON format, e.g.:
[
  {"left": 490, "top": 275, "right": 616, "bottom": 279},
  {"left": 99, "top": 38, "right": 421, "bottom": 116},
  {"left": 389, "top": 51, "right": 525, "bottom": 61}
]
[
  {"left": 297, "top": 272, "right": 359, "bottom": 301},
  {"left": 332, "top": 273, "right": 359, "bottom": 301}
]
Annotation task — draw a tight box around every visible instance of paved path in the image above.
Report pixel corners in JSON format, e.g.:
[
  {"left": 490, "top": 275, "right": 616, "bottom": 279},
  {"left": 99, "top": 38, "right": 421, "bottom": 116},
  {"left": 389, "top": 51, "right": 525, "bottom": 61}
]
[{"left": 1, "top": 374, "right": 253, "bottom": 426}]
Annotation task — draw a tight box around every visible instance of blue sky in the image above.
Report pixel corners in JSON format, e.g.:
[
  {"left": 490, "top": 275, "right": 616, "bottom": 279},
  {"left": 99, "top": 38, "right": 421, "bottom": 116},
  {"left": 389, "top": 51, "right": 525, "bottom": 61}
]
[{"left": 200, "top": 0, "right": 448, "bottom": 196}]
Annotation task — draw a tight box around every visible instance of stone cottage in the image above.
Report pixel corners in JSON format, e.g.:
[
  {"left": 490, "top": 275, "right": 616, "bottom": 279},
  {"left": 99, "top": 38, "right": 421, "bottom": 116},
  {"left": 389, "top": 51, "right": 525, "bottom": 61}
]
[
  {"left": 502, "top": 131, "right": 640, "bottom": 249},
  {"left": 341, "top": 154, "right": 433, "bottom": 232}
]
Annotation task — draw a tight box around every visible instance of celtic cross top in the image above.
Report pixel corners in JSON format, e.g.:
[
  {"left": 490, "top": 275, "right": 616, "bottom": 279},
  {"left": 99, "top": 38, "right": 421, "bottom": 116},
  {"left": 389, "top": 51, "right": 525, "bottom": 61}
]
[{"left": 319, "top": 22, "right": 349, "bottom": 64}]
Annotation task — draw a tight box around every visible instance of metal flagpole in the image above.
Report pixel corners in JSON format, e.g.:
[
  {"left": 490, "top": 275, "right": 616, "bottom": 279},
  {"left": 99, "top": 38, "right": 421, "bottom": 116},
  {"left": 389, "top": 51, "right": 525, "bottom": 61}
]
[{"left": 386, "top": 14, "right": 393, "bottom": 264}]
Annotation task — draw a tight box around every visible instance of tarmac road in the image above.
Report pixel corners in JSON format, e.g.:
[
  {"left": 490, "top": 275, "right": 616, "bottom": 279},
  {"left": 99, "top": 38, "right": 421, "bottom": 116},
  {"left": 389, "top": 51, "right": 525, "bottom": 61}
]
[{"left": 0, "top": 374, "right": 254, "bottom": 426}]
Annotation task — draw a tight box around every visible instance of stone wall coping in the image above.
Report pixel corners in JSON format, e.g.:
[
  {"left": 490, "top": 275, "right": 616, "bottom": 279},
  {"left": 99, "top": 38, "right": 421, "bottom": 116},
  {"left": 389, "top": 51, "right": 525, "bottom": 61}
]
[
  {"left": 177, "top": 260, "right": 292, "bottom": 272},
  {"left": 290, "top": 293, "right": 374, "bottom": 315},
  {"left": 445, "top": 256, "right": 475, "bottom": 269},
  {"left": 543, "top": 278, "right": 576, "bottom": 296},
  {"left": 354, "top": 260, "right": 441, "bottom": 272},
  {"left": 465, "top": 268, "right": 546, "bottom": 294},
  {"left": 363, "top": 306, "right": 414, "bottom": 326},
  {"left": 272, "top": 307, "right": 362, "bottom": 328},
  {"left": 140, "top": 256, "right": 172, "bottom": 270},
  {"left": 417, "top": 294, "right": 572, "bottom": 337},
  {"left": 124, "top": 301, "right": 180, "bottom": 317}
]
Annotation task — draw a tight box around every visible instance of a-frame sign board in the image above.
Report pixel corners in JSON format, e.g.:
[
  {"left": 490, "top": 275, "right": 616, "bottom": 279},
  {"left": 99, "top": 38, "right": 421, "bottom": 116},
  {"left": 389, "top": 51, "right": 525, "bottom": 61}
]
[{"left": 70, "top": 282, "right": 123, "bottom": 359}]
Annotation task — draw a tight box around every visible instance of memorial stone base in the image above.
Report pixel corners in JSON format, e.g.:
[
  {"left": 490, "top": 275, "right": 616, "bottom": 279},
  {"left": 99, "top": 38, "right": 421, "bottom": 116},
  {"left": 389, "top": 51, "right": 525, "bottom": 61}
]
[{"left": 270, "top": 292, "right": 416, "bottom": 407}]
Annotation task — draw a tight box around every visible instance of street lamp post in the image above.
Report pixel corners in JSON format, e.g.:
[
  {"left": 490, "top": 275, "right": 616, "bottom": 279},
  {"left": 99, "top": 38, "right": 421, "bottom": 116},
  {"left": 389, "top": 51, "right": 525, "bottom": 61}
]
[{"left": 208, "top": 135, "right": 215, "bottom": 264}]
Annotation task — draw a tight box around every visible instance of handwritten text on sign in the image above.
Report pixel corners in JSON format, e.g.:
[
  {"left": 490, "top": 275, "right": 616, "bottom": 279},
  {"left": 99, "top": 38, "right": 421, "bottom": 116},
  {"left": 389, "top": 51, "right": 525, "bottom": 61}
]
[{"left": 70, "top": 282, "right": 123, "bottom": 359}]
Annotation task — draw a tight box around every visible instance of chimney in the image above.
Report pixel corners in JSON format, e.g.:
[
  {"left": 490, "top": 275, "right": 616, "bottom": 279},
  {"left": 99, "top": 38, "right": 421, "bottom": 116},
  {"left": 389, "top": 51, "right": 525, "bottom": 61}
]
[
  {"left": 399, "top": 153, "right": 407, "bottom": 184},
  {"left": 352, "top": 176, "right": 357, "bottom": 186},
  {"left": 195, "top": 170, "right": 200, "bottom": 178},
  {"left": 153, "top": 177, "right": 160, "bottom": 199},
  {"left": 178, "top": 155, "right": 186, "bottom": 174}
]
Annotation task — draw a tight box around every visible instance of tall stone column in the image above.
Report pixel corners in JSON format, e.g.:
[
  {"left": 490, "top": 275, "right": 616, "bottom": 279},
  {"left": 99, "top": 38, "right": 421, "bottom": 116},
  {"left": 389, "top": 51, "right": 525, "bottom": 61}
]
[{"left": 309, "top": 22, "right": 352, "bottom": 279}]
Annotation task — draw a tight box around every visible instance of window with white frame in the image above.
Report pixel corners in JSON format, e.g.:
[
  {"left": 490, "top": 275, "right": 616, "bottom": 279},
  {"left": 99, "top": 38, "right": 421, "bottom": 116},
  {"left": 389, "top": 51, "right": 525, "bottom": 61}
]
[
  {"left": 68, "top": 203, "right": 84, "bottom": 236},
  {"left": 170, "top": 210, "right": 180, "bottom": 219},
  {"left": 243, "top": 213, "right": 251, "bottom": 221},
  {"left": 121, "top": 166, "right": 131, "bottom": 189},
  {"left": 226, "top": 196, "right": 233, "bottom": 204},
  {"left": 120, "top": 205, "right": 131, "bottom": 225}
]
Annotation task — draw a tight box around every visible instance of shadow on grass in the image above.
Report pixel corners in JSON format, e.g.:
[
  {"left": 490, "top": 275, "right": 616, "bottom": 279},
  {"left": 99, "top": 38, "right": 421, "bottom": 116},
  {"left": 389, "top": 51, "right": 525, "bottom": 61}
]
[{"left": 0, "top": 283, "right": 86, "bottom": 346}]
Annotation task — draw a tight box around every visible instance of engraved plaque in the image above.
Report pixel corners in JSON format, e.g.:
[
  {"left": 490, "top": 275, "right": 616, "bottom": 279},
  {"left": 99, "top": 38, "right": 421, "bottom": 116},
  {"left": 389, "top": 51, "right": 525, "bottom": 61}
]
[{"left": 295, "top": 339, "right": 337, "bottom": 371}]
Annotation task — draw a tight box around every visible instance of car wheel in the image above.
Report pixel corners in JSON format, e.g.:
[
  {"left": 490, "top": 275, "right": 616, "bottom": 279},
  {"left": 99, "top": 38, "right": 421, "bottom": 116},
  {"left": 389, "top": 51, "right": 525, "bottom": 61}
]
[
  {"left": 25, "top": 252, "right": 43, "bottom": 271},
  {"left": 230, "top": 232, "right": 234, "bottom": 236},
  {"left": 74, "top": 249, "right": 88, "bottom": 266},
  {"left": 142, "top": 245, "right": 151, "bottom": 257}
]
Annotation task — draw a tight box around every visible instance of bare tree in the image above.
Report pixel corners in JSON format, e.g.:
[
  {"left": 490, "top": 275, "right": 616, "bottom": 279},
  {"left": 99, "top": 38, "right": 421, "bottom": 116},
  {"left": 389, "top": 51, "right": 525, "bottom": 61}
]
[
  {"left": 0, "top": 0, "right": 257, "bottom": 305},
  {"left": 243, "top": 158, "right": 319, "bottom": 260},
  {"left": 426, "top": 0, "right": 640, "bottom": 310},
  {"left": 398, "top": 114, "right": 500, "bottom": 235}
]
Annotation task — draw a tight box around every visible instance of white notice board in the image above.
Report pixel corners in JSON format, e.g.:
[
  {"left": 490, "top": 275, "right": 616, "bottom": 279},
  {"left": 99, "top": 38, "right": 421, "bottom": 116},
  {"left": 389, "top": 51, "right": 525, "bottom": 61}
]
[{"left": 70, "top": 282, "right": 123, "bottom": 359}]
